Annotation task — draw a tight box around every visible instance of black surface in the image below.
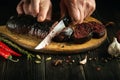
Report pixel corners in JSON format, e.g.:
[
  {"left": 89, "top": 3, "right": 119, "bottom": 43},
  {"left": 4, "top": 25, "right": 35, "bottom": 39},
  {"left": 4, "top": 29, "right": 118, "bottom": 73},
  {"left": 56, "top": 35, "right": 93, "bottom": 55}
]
[{"left": 0, "top": 0, "right": 120, "bottom": 80}]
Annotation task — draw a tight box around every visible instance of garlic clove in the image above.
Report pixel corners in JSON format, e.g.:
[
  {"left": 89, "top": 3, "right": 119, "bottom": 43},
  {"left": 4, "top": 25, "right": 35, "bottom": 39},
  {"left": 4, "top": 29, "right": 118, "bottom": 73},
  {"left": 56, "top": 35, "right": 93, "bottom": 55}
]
[
  {"left": 79, "top": 55, "right": 87, "bottom": 64},
  {"left": 108, "top": 37, "right": 120, "bottom": 57}
]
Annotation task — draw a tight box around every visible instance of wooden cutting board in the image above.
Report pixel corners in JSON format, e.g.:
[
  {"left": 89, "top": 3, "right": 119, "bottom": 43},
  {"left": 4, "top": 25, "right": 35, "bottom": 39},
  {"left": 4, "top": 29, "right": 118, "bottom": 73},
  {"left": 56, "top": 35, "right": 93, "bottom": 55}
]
[{"left": 0, "top": 17, "right": 107, "bottom": 54}]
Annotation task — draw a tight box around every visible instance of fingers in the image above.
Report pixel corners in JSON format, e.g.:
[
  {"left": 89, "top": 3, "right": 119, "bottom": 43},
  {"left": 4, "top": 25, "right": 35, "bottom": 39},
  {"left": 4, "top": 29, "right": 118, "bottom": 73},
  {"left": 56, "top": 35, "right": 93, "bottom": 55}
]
[
  {"left": 17, "top": 0, "right": 32, "bottom": 15},
  {"left": 16, "top": 0, "right": 24, "bottom": 14},
  {"left": 60, "top": 0, "right": 96, "bottom": 24},
  {"left": 77, "top": 0, "right": 86, "bottom": 24},
  {"left": 65, "top": 0, "right": 81, "bottom": 24},
  {"left": 16, "top": 0, "right": 52, "bottom": 22},
  {"left": 31, "top": 0, "right": 40, "bottom": 17},
  {"left": 23, "top": 1, "right": 30, "bottom": 15},
  {"left": 37, "top": 0, "right": 52, "bottom": 22},
  {"left": 16, "top": 0, "right": 96, "bottom": 24},
  {"left": 84, "top": 0, "right": 96, "bottom": 18},
  {"left": 45, "top": 5, "right": 52, "bottom": 21}
]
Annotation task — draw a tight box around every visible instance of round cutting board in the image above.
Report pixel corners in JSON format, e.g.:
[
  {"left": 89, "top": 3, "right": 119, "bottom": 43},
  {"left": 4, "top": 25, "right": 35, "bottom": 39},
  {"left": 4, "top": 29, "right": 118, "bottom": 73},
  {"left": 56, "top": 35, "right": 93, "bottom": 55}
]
[{"left": 0, "top": 17, "right": 107, "bottom": 54}]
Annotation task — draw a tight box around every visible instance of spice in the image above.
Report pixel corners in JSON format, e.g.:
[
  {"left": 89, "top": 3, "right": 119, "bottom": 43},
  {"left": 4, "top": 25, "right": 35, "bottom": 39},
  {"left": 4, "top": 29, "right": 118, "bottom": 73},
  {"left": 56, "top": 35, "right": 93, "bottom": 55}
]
[
  {"left": 46, "top": 57, "right": 52, "bottom": 61},
  {"left": 35, "top": 55, "right": 41, "bottom": 64},
  {"left": 104, "top": 59, "right": 108, "bottom": 63},
  {"left": 96, "top": 67, "right": 101, "bottom": 71},
  {"left": 36, "top": 55, "right": 41, "bottom": 60},
  {"left": 88, "top": 57, "right": 92, "bottom": 61},
  {"left": 66, "top": 59, "right": 70, "bottom": 63},
  {"left": 68, "top": 56, "right": 71, "bottom": 59},
  {"left": 108, "top": 37, "right": 120, "bottom": 57},
  {"left": 72, "top": 60, "right": 75, "bottom": 63},
  {"left": 0, "top": 48, "right": 19, "bottom": 62},
  {"left": 0, "top": 41, "right": 21, "bottom": 62},
  {"left": 0, "top": 41, "right": 21, "bottom": 56},
  {"left": 79, "top": 55, "right": 87, "bottom": 65},
  {"left": 54, "top": 60, "right": 63, "bottom": 66},
  {"left": 35, "top": 60, "right": 41, "bottom": 64},
  {"left": 0, "top": 37, "right": 34, "bottom": 60}
]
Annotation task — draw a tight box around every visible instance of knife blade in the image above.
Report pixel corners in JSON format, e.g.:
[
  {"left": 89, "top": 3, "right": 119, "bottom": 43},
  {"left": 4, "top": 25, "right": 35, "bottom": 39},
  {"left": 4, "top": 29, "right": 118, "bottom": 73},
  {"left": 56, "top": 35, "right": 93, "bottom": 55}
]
[{"left": 34, "top": 16, "right": 71, "bottom": 50}]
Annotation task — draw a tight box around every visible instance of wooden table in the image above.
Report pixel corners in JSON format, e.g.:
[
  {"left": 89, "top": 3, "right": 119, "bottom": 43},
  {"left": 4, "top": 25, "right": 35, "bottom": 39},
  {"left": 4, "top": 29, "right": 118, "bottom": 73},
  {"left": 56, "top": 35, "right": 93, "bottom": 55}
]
[
  {"left": 0, "top": 18, "right": 120, "bottom": 80},
  {"left": 0, "top": 0, "right": 120, "bottom": 80}
]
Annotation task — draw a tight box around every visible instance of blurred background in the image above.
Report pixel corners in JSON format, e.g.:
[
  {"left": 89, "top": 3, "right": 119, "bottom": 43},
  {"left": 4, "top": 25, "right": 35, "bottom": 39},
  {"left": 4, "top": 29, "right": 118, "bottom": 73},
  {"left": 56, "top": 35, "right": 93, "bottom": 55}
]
[{"left": 0, "top": 0, "right": 120, "bottom": 25}]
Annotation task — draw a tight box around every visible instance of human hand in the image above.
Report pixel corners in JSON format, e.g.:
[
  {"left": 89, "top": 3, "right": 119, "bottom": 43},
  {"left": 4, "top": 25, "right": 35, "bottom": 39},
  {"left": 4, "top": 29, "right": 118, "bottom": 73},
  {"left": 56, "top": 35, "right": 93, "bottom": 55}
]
[
  {"left": 60, "top": 0, "right": 96, "bottom": 24},
  {"left": 16, "top": 0, "right": 52, "bottom": 22}
]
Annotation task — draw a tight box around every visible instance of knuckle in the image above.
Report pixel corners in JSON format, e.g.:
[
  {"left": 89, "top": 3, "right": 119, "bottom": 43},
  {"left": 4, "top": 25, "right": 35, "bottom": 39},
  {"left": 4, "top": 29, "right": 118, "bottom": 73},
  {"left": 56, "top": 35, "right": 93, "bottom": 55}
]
[
  {"left": 71, "top": 0, "right": 77, "bottom": 3},
  {"left": 86, "top": 1, "right": 96, "bottom": 12},
  {"left": 33, "top": 9, "right": 39, "bottom": 14},
  {"left": 72, "top": 16, "right": 80, "bottom": 24}
]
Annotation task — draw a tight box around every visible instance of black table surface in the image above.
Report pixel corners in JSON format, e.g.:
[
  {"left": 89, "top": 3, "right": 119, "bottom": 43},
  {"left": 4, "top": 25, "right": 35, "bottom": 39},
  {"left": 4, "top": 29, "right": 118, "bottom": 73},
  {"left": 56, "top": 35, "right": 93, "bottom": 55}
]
[{"left": 0, "top": 1, "right": 120, "bottom": 80}]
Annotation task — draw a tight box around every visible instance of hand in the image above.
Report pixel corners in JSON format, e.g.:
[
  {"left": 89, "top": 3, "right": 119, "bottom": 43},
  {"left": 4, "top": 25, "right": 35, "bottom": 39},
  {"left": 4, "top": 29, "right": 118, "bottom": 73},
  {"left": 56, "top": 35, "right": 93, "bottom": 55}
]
[
  {"left": 16, "top": 0, "right": 52, "bottom": 22},
  {"left": 60, "top": 0, "right": 96, "bottom": 24}
]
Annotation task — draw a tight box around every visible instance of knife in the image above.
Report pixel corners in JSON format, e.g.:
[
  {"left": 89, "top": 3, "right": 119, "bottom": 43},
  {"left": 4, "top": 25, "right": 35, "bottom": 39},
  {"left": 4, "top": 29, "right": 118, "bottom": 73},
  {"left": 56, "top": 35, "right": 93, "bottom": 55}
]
[{"left": 34, "top": 16, "right": 71, "bottom": 50}]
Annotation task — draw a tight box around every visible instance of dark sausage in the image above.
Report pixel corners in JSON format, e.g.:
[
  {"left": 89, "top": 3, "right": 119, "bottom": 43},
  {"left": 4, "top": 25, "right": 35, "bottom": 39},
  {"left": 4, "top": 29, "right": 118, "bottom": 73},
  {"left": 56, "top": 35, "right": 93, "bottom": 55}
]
[{"left": 6, "top": 15, "right": 54, "bottom": 39}]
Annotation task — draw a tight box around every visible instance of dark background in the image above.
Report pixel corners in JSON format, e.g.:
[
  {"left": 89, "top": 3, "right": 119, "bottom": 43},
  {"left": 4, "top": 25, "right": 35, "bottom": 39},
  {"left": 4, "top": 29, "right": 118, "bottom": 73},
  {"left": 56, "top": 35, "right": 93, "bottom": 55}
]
[
  {"left": 0, "top": 0, "right": 20, "bottom": 25},
  {"left": 0, "top": 0, "right": 120, "bottom": 25},
  {"left": 95, "top": 0, "right": 120, "bottom": 23}
]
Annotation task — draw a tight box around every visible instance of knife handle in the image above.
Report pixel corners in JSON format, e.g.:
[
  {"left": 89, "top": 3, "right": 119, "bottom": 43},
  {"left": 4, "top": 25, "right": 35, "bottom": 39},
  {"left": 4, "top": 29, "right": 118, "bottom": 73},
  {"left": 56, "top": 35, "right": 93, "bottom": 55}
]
[{"left": 62, "top": 16, "right": 71, "bottom": 27}]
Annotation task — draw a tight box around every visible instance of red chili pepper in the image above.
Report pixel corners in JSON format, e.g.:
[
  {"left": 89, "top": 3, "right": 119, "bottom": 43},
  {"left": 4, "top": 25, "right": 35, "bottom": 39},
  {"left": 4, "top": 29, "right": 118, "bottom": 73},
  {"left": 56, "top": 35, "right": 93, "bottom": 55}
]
[
  {"left": 0, "top": 48, "right": 10, "bottom": 59},
  {"left": 0, "top": 48, "right": 19, "bottom": 62},
  {"left": 0, "top": 41, "right": 21, "bottom": 56}
]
